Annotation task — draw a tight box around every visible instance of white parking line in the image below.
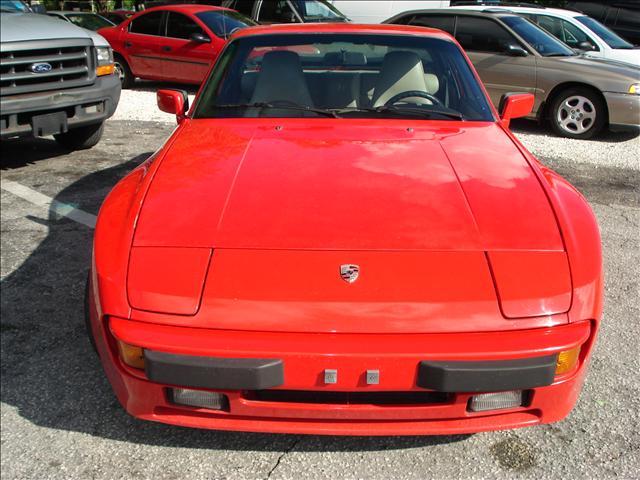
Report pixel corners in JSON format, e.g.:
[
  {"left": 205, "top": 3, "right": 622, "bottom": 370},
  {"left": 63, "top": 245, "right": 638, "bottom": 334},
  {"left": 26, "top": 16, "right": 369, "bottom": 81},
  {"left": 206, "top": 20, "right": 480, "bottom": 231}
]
[{"left": 1, "top": 179, "right": 96, "bottom": 228}]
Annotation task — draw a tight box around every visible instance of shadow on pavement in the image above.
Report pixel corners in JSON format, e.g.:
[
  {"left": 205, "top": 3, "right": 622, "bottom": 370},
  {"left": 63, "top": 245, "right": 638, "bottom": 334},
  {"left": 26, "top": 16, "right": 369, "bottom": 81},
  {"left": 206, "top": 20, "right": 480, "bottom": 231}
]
[
  {"left": 0, "top": 146, "right": 469, "bottom": 452},
  {"left": 1, "top": 136, "right": 72, "bottom": 169}
]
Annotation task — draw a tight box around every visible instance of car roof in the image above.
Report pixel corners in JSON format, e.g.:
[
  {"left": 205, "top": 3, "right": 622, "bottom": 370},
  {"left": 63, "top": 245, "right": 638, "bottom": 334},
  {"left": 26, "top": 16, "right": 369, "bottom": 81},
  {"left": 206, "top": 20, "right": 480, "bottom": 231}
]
[
  {"left": 141, "top": 4, "right": 232, "bottom": 15},
  {"left": 230, "top": 22, "right": 454, "bottom": 42},
  {"left": 447, "top": 5, "right": 583, "bottom": 18},
  {"left": 387, "top": 8, "right": 521, "bottom": 20}
]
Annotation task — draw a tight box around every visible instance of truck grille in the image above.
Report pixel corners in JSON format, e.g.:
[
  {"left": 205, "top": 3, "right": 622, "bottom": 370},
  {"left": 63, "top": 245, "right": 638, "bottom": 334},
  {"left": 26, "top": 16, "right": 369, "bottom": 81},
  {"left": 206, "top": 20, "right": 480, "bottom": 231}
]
[{"left": 1, "top": 39, "right": 95, "bottom": 96}]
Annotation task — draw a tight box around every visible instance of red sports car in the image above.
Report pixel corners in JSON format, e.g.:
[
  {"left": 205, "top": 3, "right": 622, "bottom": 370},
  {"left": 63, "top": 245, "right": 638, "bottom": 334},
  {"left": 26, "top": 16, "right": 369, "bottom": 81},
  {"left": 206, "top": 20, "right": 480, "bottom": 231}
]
[
  {"left": 97, "top": 5, "right": 256, "bottom": 87},
  {"left": 88, "top": 23, "right": 603, "bottom": 435}
]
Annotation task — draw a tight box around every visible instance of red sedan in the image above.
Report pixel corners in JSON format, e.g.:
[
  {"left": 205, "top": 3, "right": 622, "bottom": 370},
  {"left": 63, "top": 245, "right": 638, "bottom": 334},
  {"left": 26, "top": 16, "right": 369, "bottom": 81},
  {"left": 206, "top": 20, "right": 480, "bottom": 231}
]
[
  {"left": 88, "top": 23, "right": 603, "bottom": 435},
  {"left": 98, "top": 5, "right": 255, "bottom": 87}
]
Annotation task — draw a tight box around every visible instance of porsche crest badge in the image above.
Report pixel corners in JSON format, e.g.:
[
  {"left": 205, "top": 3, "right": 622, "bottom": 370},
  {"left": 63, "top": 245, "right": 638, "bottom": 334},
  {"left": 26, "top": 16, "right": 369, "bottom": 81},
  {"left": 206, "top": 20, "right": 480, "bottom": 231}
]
[{"left": 340, "top": 264, "right": 360, "bottom": 283}]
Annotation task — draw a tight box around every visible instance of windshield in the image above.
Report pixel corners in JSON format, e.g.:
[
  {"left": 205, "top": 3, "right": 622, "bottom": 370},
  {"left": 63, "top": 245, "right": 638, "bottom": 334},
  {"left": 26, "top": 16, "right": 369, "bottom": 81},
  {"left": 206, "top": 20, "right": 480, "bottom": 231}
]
[
  {"left": 0, "top": 0, "right": 29, "bottom": 12},
  {"left": 65, "top": 13, "right": 114, "bottom": 30},
  {"left": 502, "top": 16, "right": 575, "bottom": 56},
  {"left": 196, "top": 10, "right": 256, "bottom": 38},
  {"left": 291, "top": 0, "right": 347, "bottom": 22},
  {"left": 576, "top": 15, "right": 634, "bottom": 49},
  {"left": 194, "top": 33, "right": 494, "bottom": 122}
]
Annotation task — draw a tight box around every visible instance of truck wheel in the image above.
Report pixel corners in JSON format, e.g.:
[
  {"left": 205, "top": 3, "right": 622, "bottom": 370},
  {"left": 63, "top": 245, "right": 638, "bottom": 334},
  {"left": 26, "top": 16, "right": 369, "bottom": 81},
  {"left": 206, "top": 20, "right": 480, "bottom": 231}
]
[
  {"left": 54, "top": 122, "right": 104, "bottom": 150},
  {"left": 114, "top": 54, "right": 134, "bottom": 89},
  {"left": 549, "top": 87, "right": 606, "bottom": 139}
]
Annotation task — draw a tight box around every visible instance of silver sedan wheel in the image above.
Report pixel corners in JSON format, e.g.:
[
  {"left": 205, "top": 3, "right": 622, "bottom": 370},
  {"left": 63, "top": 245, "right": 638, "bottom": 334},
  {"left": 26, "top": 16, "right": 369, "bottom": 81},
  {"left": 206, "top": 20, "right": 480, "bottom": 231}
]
[{"left": 556, "top": 95, "right": 596, "bottom": 135}]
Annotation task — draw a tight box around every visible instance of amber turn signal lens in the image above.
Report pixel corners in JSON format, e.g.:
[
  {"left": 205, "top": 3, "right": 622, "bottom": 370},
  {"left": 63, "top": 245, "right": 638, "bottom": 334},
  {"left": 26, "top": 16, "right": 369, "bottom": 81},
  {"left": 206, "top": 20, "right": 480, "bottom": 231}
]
[
  {"left": 117, "top": 340, "right": 145, "bottom": 369},
  {"left": 555, "top": 346, "right": 581, "bottom": 375},
  {"left": 96, "top": 64, "right": 115, "bottom": 76}
]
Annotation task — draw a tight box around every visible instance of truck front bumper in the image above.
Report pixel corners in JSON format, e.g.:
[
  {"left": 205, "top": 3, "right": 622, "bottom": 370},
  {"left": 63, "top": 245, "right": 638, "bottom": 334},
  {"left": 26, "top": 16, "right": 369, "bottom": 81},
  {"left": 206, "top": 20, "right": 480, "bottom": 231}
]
[{"left": 0, "top": 74, "right": 121, "bottom": 139}]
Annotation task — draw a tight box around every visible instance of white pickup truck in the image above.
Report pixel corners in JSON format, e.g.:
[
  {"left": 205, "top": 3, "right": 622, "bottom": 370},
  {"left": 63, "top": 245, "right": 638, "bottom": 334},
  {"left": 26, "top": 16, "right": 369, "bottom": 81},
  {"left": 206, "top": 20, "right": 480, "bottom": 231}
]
[{"left": 1, "top": 2, "right": 120, "bottom": 149}]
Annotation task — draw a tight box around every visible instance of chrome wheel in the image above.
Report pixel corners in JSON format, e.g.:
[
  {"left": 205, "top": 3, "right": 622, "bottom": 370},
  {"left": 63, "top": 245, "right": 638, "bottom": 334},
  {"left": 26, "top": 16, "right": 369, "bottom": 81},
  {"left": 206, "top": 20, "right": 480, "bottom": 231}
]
[
  {"left": 556, "top": 95, "right": 596, "bottom": 135},
  {"left": 114, "top": 61, "right": 125, "bottom": 84}
]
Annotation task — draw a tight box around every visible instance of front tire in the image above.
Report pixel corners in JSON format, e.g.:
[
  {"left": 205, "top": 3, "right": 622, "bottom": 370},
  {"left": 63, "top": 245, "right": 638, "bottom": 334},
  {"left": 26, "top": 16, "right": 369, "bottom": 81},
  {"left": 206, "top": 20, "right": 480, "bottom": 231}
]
[
  {"left": 54, "top": 122, "right": 104, "bottom": 150},
  {"left": 548, "top": 87, "right": 606, "bottom": 139},
  {"left": 114, "top": 54, "right": 134, "bottom": 89}
]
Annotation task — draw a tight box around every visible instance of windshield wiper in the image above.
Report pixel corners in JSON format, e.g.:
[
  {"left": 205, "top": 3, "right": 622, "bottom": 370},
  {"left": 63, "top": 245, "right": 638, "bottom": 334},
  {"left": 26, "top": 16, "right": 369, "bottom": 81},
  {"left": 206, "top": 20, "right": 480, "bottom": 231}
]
[
  {"left": 543, "top": 52, "right": 574, "bottom": 57},
  {"left": 338, "top": 105, "right": 464, "bottom": 120},
  {"left": 213, "top": 102, "right": 340, "bottom": 118}
]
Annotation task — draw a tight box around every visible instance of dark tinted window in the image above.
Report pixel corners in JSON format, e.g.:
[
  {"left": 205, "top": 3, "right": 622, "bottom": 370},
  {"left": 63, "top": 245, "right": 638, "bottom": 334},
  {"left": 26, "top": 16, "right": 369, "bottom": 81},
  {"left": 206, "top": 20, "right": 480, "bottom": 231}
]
[
  {"left": 196, "top": 10, "right": 256, "bottom": 38},
  {"left": 259, "top": 0, "right": 297, "bottom": 23},
  {"left": 455, "top": 17, "right": 516, "bottom": 53},
  {"left": 166, "top": 12, "right": 204, "bottom": 39},
  {"left": 130, "top": 11, "right": 164, "bottom": 36},
  {"left": 576, "top": 15, "right": 634, "bottom": 48},
  {"left": 529, "top": 14, "right": 596, "bottom": 49},
  {"left": 409, "top": 15, "right": 455, "bottom": 35},
  {"left": 66, "top": 13, "right": 115, "bottom": 30},
  {"left": 226, "top": 0, "right": 255, "bottom": 17},
  {"left": 502, "top": 16, "right": 574, "bottom": 56}
]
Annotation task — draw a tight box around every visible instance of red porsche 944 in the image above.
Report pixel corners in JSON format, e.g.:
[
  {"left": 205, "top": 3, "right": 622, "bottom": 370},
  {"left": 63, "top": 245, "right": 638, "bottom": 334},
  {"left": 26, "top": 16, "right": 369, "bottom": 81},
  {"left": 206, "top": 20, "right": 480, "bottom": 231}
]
[{"left": 87, "top": 23, "right": 603, "bottom": 436}]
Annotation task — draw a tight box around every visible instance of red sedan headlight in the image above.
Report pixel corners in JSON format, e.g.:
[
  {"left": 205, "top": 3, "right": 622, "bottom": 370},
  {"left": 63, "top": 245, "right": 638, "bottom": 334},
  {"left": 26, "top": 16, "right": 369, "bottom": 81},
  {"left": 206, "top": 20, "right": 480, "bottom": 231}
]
[
  {"left": 487, "top": 251, "right": 572, "bottom": 318},
  {"left": 127, "top": 246, "right": 212, "bottom": 315}
]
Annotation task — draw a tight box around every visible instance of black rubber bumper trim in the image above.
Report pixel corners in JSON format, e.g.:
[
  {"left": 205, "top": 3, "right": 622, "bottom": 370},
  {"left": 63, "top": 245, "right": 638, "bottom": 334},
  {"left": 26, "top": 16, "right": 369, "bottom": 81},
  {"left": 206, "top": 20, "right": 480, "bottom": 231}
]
[
  {"left": 144, "top": 350, "right": 284, "bottom": 390},
  {"left": 417, "top": 354, "right": 558, "bottom": 393}
]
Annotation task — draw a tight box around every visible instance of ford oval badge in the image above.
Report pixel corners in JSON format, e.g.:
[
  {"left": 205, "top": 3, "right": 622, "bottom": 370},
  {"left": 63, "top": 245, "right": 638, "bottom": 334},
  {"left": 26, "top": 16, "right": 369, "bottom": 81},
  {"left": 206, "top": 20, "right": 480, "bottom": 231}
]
[{"left": 30, "top": 62, "right": 53, "bottom": 73}]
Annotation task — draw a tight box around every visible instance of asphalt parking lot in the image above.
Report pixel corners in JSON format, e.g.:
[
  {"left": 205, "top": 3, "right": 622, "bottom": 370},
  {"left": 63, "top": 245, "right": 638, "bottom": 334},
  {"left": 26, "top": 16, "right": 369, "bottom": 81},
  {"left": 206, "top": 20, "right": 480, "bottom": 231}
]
[{"left": 1, "top": 101, "right": 639, "bottom": 479}]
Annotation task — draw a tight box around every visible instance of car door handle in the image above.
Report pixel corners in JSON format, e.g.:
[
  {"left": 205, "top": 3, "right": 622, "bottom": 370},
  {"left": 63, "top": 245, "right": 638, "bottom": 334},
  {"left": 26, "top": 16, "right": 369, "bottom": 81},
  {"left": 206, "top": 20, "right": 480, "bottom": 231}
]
[
  {"left": 124, "top": 41, "right": 132, "bottom": 48},
  {"left": 162, "top": 46, "right": 172, "bottom": 52}
]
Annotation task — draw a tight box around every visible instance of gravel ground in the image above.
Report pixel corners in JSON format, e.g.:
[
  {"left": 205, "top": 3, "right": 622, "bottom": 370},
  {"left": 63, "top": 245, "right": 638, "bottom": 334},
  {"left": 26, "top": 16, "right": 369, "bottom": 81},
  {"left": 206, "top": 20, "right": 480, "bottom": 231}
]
[
  {"left": 113, "top": 88, "right": 640, "bottom": 170},
  {"left": 1, "top": 89, "right": 639, "bottom": 479}
]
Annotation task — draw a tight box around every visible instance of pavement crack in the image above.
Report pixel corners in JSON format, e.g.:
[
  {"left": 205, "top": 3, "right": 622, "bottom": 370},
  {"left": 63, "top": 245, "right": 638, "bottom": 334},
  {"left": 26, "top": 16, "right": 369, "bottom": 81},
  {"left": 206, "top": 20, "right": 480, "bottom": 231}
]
[{"left": 265, "top": 438, "right": 299, "bottom": 479}]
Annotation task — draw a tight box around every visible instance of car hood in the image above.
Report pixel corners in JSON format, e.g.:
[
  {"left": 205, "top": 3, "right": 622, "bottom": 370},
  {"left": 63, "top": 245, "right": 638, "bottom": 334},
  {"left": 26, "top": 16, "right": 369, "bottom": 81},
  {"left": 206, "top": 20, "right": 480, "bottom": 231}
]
[
  {"left": 584, "top": 49, "right": 640, "bottom": 68},
  {"left": 0, "top": 12, "right": 101, "bottom": 43},
  {"left": 134, "top": 120, "right": 562, "bottom": 252},
  {"left": 540, "top": 54, "right": 640, "bottom": 85},
  {"left": 129, "top": 120, "right": 570, "bottom": 332}
]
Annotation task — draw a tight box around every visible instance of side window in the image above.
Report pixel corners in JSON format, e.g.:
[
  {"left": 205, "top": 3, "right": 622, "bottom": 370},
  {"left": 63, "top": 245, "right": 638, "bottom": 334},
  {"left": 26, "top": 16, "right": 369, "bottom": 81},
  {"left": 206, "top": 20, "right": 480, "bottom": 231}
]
[
  {"left": 532, "top": 14, "right": 564, "bottom": 40},
  {"left": 454, "top": 17, "right": 518, "bottom": 54},
  {"left": 409, "top": 15, "right": 455, "bottom": 35},
  {"left": 560, "top": 19, "right": 597, "bottom": 49},
  {"left": 166, "top": 12, "right": 205, "bottom": 40},
  {"left": 129, "top": 11, "right": 164, "bottom": 36},
  {"left": 259, "top": 0, "right": 297, "bottom": 23},
  {"left": 226, "top": 0, "right": 255, "bottom": 17}
]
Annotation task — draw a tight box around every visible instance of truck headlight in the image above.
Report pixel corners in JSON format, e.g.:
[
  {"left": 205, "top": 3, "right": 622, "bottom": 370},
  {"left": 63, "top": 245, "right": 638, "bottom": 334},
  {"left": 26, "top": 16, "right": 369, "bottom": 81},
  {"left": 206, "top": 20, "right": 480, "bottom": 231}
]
[
  {"left": 629, "top": 84, "right": 640, "bottom": 95},
  {"left": 95, "top": 47, "right": 115, "bottom": 76}
]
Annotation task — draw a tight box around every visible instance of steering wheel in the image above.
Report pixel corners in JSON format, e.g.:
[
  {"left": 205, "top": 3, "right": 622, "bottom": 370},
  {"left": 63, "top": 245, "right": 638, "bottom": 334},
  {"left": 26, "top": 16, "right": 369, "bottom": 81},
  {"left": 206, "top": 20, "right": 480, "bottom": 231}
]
[{"left": 385, "top": 90, "right": 443, "bottom": 107}]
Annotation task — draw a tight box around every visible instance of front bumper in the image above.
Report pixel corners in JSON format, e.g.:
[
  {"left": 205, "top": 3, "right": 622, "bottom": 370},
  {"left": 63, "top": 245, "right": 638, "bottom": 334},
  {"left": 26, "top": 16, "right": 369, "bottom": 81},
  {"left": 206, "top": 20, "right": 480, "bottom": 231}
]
[
  {"left": 92, "top": 301, "right": 596, "bottom": 435},
  {"left": 604, "top": 91, "right": 640, "bottom": 130},
  {"left": 0, "top": 74, "right": 121, "bottom": 139}
]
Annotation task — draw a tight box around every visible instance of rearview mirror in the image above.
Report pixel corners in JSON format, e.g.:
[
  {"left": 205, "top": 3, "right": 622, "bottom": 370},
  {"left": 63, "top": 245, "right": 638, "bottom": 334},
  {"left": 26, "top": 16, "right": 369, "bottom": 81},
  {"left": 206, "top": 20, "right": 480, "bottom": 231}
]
[
  {"left": 190, "top": 32, "right": 211, "bottom": 43},
  {"left": 157, "top": 89, "right": 189, "bottom": 123},
  {"left": 504, "top": 44, "right": 529, "bottom": 57},
  {"left": 499, "top": 93, "right": 534, "bottom": 129}
]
